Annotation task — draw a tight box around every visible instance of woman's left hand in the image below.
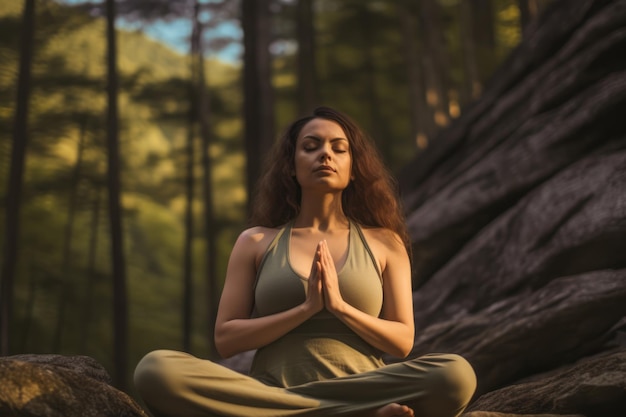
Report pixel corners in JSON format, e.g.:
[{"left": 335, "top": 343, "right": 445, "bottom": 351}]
[{"left": 318, "top": 240, "right": 345, "bottom": 313}]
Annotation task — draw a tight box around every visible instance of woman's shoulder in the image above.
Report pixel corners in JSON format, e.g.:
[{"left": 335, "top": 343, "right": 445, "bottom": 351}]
[
  {"left": 357, "top": 224, "right": 410, "bottom": 275},
  {"left": 237, "top": 225, "right": 282, "bottom": 246},
  {"left": 236, "top": 225, "right": 284, "bottom": 267},
  {"left": 358, "top": 224, "right": 405, "bottom": 251}
]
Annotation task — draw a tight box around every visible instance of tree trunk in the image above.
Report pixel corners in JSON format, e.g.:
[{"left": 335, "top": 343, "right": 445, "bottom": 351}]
[
  {"left": 182, "top": 1, "right": 200, "bottom": 355},
  {"left": 242, "top": 0, "right": 275, "bottom": 214},
  {"left": 105, "top": 0, "right": 128, "bottom": 391},
  {"left": 194, "top": 0, "right": 219, "bottom": 360},
  {"left": 398, "top": 1, "right": 430, "bottom": 149},
  {"left": 471, "top": 0, "right": 496, "bottom": 49},
  {"left": 397, "top": 2, "right": 428, "bottom": 148},
  {"left": 53, "top": 118, "right": 86, "bottom": 352},
  {"left": 296, "top": 0, "right": 318, "bottom": 115},
  {"left": 416, "top": 0, "right": 451, "bottom": 132},
  {"left": 518, "top": 0, "right": 540, "bottom": 37},
  {"left": 459, "top": 0, "right": 481, "bottom": 102},
  {"left": 0, "top": 0, "right": 35, "bottom": 356},
  {"left": 182, "top": 93, "right": 195, "bottom": 354},
  {"left": 355, "top": 5, "right": 389, "bottom": 164}
]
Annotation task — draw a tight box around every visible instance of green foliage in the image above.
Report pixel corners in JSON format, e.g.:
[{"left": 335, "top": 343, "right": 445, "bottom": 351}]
[{"left": 0, "top": 0, "right": 245, "bottom": 386}]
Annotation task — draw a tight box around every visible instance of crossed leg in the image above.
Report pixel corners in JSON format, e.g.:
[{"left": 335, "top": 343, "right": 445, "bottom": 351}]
[{"left": 134, "top": 350, "right": 476, "bottom": 417}]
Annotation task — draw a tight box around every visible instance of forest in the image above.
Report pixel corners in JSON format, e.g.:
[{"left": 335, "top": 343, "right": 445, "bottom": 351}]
[{"left": 11, "top": 0, "right": 624, "bottom": 409}]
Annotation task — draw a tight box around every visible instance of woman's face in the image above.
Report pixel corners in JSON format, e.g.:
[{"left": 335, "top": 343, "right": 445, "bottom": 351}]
[{"left": 293, "top": 118, "right": 353, "bottom": 193}]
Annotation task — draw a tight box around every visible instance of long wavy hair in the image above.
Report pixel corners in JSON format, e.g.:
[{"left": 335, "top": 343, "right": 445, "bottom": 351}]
[{"left": 249, "top": 106, "right": 411, "bottom": 252}]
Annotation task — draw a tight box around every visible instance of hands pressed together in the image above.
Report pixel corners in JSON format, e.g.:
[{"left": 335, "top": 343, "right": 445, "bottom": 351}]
[{"left": 304, "top": 240, "right": 345, "bottom": 315}]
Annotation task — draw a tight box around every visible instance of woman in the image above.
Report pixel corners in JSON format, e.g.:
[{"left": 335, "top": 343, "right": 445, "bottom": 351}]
[{"left": 134, "top": 107, "right": 476, "bottom": 417}]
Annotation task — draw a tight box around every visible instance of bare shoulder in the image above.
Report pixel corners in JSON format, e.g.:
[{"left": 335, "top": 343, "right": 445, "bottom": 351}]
[
  {"left": 359, "top": 226, "right": 409, "bottom": 271},
  {"left": 238, "top": 226, "right": 280, "bottom": 243},
  {"left": 360, "top": 226, "right": 405, "bottom": 252},
  {"left": 235, "top": 226, "right": 282, "bottom": 266}
]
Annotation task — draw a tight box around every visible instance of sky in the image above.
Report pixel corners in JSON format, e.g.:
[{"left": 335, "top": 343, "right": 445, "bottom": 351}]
[
  {"left": 57, "top": 0, "right": 243, "bottom": 63},
  {"left": 122, "top": 17, "right": 242, "bottom": 62}
]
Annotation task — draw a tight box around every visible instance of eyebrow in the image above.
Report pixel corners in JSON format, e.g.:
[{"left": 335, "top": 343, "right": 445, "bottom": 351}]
[{"left": 302, "top": 135, "right": 349, "bottom": 143}]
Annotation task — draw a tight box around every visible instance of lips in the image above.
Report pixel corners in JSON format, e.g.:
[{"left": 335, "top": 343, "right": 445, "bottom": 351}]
[{"left": 314, "top": 165, "right": 336, "bottom": 172}]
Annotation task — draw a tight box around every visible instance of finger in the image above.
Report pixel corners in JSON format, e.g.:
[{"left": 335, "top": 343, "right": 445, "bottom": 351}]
[
  {"left": 309, "top": 244, "right": 323, "bottom": 278},
  {"left": 309, "top": 255, "right": 317, "bottom": 277},
  {"left": 316, "top": 242, "right": 326, "bottom": 270},
  {"left": 321, "top": 240, "right": 334, "bottom": 272},
  {"left": 316, "top": 261, "right": 323, "bottom": 287}
]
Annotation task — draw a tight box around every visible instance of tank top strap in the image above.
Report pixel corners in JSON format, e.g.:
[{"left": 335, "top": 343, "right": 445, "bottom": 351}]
[
  {"left": 254, "top": 221, "right": 292, "bottom": 289},
  {"left": 350, "top": 221, "right": 383, "bottom": 283}
]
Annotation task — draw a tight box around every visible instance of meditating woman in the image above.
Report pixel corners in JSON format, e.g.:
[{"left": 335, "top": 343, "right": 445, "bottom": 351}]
[{"left": 134, "top": 106, "right": 476, "bottom": 417}]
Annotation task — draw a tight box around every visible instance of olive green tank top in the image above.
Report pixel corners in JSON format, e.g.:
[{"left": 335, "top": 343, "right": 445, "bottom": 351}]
[{"left": 250, "top": 220, "right": 385, "bottom": 388}]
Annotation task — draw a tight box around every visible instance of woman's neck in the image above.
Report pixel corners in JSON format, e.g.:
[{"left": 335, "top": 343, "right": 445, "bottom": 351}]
[{"left": 294, "top": 193, "right": 349, "bottom": 231}]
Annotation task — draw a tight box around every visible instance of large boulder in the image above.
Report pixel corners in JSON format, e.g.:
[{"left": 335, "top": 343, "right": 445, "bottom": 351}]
[
  {"left": 395, "top": 0, "right": 626, "bottom": 415},
  {"left": 0, "top": 354, "right": 147, "bottom": 417},
  {"left": 466, "top": 349, "right": 626, "bottom": 417}
]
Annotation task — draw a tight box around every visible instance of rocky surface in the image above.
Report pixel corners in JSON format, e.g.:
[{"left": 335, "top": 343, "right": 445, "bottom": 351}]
[
  {"left": 466, "top": 349, "right": 626, "bottom": 417},
  {"left": 394, "top": 0, "right": 626, "bottom": 415},
  {"left": 0, "top": 355, "right": 147, "bottom": 417}
]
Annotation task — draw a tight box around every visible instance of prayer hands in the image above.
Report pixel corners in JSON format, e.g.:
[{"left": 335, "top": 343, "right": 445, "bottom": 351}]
[
  {"left": 304, "top": 240, "right": 345, "bottom": 315},
  {"left": 305, "top": 245, "right": 324, "bottom": 314},
  {"left": 317, "top": 240, "right": 344, "bottom": 313}
]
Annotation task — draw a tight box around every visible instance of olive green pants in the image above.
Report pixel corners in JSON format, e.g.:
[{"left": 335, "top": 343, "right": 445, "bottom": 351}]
[{"left": 134, "top": 350, "right": 476, "bottom": 417}]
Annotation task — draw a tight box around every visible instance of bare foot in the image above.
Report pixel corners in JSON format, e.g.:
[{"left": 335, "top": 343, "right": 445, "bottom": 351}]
[{"left": 372, "top": 403, "right": 414, "bottom": 417}]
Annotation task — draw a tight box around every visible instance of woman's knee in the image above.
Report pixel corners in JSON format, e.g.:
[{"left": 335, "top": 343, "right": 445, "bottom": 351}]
[
  {"left": 410, "top": 353, "right": 477, "bottom": 416},
  {"left": 134, "top": 349, "right": 184, "bottom": 402},
  {"left": 431, "top": 353, "right": 477, "bottom": 409}
]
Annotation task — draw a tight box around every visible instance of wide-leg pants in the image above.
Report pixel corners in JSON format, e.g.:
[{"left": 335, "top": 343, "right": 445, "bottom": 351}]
[{"left": 134, "top": 350, "right": 476, "bottom": 417}]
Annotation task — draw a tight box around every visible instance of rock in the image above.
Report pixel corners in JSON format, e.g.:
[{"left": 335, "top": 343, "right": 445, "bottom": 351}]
[
  {"left": 6, "top": 354, "right": 113, "bottom": 384},
  {"left": 400, "top": 270, "right": 626, "bottom": 395},
  {"left": 409, "top": 148, "right": 626, "bottom": 334},
  {"left": 394, "top": 0, "right": 626, "bottom": 415},
  {"left": 465, "top": 350, "right": 626, "bottom": 417},
  {"left": 463, "top": 413, "right": 583, "bottom": 417},
  {"left": 0, "top": 355, "right": 147, "bottom": 417},
  {"left": 399, "top": 0, "right": 626, "bottom": 288}
]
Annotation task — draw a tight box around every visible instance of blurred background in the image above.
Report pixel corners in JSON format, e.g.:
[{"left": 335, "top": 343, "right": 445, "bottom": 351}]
[{"left": 0, "top": 0, "right": 552, "bottom": 390}]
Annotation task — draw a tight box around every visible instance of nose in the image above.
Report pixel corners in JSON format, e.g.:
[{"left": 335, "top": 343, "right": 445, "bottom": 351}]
[{"left": 319, "top": 146, "right": 331, "bottom": 161}]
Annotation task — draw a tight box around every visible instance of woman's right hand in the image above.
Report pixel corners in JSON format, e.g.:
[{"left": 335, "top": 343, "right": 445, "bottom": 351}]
[
  {"left": 216, "top": 229, "right": 326, "bottom": 358},
  {"left": 303, "top": 242, "right": 324, "bottom": 314}
]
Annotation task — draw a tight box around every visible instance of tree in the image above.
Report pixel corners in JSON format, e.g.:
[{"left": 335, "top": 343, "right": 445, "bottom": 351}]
[
  {"left": 0, "top": 0, "right": 35, "bottom": 356},
  {"left": 242, "top": 0, "right": 275, "bottom": 214},
  {"left": 194, "top": 6, "right": 219, "bottom": 360},
  {"left": 398, "top": 0, "right": 431, "bottom": 149},
  {"left": 296, "top": 0, "right": 318, "bottom": 114},
  {"left": 183, "top": 0, "right": 220, "bottom": 359},
  {"left": 459, "top": 0, "right": 481, "bottom": 102},
  {"left": 182, "top": 48, "right": 196, "bottom": 355},
  {"left": 416, "top": 0, "right": 452, "bottom": 132},
  {"left": 105, "top": 0, "right": 128, "bottom": 390}
]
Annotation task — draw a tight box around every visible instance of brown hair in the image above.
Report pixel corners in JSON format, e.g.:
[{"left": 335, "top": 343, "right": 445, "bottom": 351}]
[{"left": 249, "top": 106, "right": 411, "bottom": 251}]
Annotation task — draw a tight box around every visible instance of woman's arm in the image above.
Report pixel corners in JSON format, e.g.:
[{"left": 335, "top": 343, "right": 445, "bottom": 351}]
[
  {"left": 214, "top": 228, "right": 324, "bottom": 358},
  {"left": 319, "top": 231, "right": 414, "bottom": 358}
]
